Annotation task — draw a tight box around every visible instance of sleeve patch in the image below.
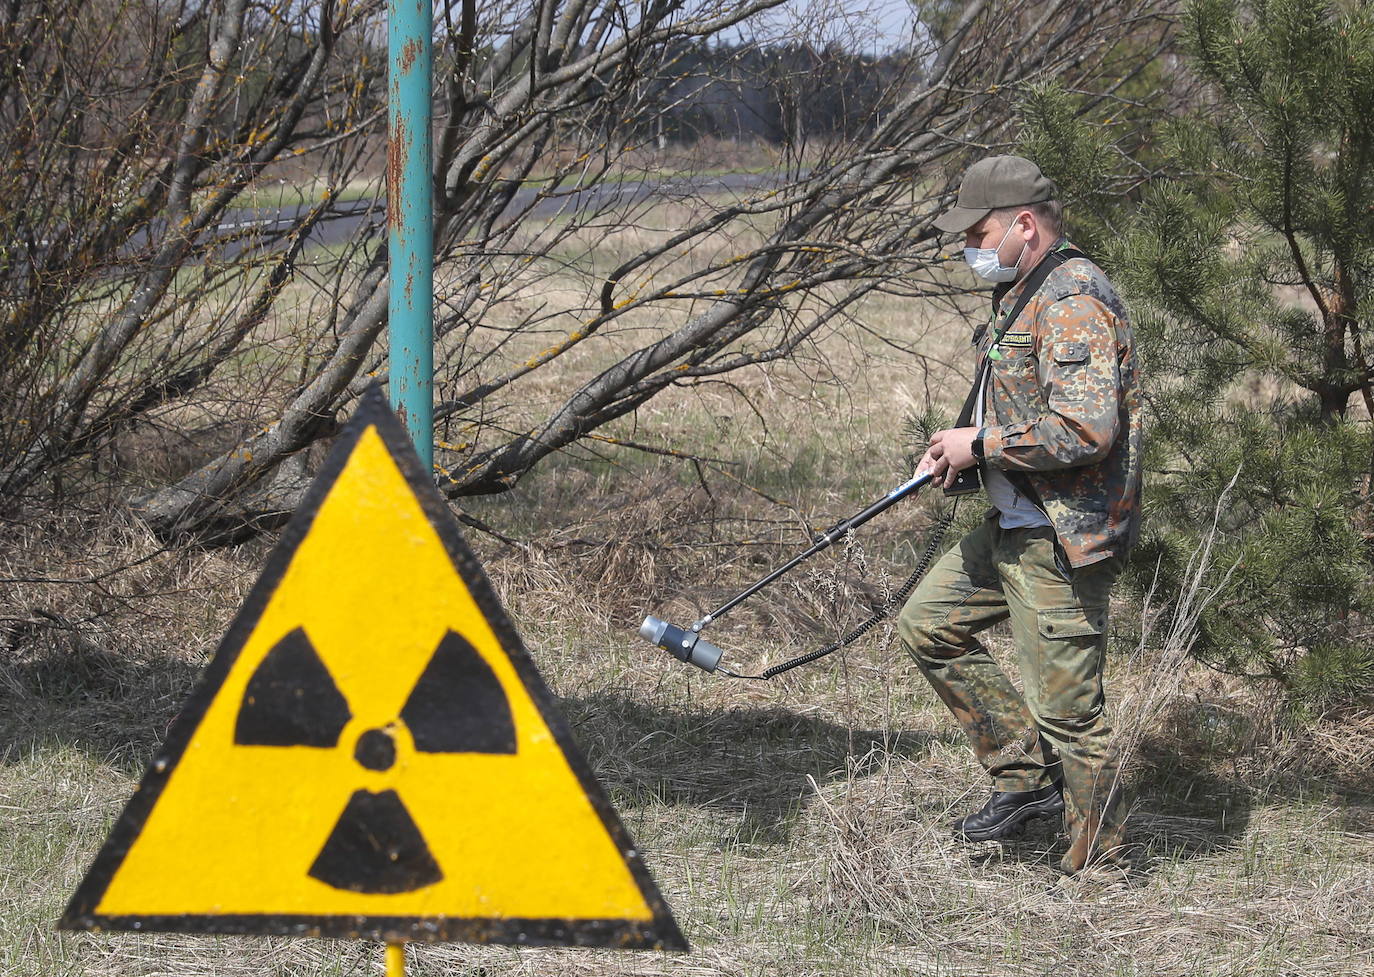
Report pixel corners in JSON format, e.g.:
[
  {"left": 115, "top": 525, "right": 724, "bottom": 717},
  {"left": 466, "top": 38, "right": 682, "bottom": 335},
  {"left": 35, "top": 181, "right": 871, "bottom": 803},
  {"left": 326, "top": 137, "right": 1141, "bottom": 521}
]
[{"left": 1053, "top": 342, "right": 1089, "bottom": 365}]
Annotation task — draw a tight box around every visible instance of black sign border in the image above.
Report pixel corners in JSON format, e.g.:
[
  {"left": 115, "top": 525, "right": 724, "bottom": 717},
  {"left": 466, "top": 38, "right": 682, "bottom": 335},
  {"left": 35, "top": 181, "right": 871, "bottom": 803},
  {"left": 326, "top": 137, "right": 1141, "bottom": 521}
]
[{"left": 58, "top": 387, "right": 687, "bottom": 951}]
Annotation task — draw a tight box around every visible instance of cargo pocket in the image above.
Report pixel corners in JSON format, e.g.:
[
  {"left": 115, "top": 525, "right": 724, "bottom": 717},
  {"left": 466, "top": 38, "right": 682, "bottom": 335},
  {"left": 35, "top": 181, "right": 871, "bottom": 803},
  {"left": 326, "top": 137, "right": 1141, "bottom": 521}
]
[
  {"left": 1034, "top": 605, "right": 1108, "bottom": 728},
  {"left": 1052, "top": 341, "right": 1090, "bottom": 402},
  {"left": 991, "top": 353, "right": 1041, "bottom": 406},
  {"left": 1037, "top": 605, "right": 1106, "bottom": 639},
  {"left": 999, "top": 353, "right": 1038, "bottom": 379}
]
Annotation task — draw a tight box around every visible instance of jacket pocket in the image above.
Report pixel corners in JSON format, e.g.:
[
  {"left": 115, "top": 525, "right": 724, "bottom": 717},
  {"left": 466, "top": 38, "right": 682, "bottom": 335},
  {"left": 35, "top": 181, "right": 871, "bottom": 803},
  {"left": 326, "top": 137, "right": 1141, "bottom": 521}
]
[
  {"left": 992, "top": 352, "right": 1039, "bottom": 386},
  {"left": 1053, "top": 342, "right": 1089, "bottom": 364},
  {"left": 1051, "top": 342, "right": 1091, "bottom": 401},
  {"left": 988, "top": 354, "right": 1041, "bottom": 417}
]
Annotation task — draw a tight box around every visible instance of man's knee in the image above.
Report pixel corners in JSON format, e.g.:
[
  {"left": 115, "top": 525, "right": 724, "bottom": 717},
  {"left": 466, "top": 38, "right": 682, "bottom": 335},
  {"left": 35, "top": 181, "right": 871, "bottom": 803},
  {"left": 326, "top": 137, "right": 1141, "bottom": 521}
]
[
  {"left": 897, "top": 526, "right": 999, "bottom": 664},
  {"left": 1029, "top": 669, "right": 1108, "bottom": 740},
  {"left": 897, "top": 589, "right": 976, "bottom": 664},
  {"left": 1034, "top": 704, "right": 1106, "bottom": 741}
]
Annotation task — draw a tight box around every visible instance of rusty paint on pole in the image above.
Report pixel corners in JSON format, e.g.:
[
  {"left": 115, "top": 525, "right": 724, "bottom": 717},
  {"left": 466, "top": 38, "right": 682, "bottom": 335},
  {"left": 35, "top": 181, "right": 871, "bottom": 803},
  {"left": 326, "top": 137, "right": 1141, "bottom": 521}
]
[{"left": 387, "top": 0, "right": 433, "bottom": 469}]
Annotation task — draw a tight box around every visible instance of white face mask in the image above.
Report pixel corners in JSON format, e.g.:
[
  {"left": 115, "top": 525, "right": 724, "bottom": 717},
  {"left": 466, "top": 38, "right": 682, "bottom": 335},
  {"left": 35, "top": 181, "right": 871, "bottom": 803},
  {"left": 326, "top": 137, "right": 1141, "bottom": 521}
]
[{"left": 963, "top": 221, "right": 1027, "bottom": 282}]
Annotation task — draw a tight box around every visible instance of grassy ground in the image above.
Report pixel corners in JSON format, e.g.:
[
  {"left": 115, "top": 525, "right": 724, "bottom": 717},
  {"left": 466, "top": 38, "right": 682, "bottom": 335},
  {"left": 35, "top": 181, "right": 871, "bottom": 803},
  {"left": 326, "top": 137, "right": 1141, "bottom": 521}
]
[{"left": 3, "top": 206, "right": 1373, "bottom": 977}]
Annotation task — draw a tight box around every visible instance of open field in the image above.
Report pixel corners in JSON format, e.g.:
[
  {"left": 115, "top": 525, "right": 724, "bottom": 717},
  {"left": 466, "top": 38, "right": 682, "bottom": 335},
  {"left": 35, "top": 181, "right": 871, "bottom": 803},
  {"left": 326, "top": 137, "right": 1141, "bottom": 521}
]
[{"left": 3, "top": 195, "right": 1373, "bottom": 977}]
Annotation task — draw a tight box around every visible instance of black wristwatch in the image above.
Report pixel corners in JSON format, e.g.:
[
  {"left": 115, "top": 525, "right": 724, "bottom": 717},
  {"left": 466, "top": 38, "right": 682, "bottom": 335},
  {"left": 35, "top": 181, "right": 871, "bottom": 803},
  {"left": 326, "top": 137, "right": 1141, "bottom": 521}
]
[{"left": 971, "top": 429, "right": 986, "bottom": 461}]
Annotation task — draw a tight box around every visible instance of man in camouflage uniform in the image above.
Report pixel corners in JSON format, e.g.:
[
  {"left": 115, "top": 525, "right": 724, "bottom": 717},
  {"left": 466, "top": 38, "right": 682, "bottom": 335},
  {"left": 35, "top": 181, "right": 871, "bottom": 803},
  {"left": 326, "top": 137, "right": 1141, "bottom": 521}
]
[{"left": 900, "top": 155, "right": 1142, "bottom": 875}]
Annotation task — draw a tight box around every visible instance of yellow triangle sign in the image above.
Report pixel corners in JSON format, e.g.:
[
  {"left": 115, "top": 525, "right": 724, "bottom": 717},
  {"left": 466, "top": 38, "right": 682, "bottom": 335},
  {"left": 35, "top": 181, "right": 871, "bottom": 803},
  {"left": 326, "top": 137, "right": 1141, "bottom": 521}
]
[{"left": 60, "top": 389, "right": 685, "bottom": 950}]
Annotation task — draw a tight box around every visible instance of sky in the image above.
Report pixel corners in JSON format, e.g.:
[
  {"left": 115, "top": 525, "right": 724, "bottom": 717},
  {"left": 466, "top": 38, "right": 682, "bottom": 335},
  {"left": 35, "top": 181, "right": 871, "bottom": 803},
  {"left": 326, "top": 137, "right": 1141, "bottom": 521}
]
[{"left": 722, "top": 0, "right": 919, "bottom": 54}]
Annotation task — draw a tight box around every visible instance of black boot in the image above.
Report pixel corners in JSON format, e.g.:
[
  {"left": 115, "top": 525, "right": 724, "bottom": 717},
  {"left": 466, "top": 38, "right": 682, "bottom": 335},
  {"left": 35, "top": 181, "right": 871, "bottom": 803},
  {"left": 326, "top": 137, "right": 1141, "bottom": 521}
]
[{"left": 953, "top": 783, "right": 1064, "bottom": 842}]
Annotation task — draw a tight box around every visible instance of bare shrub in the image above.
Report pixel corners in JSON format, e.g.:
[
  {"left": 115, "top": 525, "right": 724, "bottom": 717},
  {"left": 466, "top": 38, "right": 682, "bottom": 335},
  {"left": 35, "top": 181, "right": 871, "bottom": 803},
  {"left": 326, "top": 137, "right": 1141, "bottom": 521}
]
[{"left": 0, "top": 0, "right": 1174, "bottom": 543}]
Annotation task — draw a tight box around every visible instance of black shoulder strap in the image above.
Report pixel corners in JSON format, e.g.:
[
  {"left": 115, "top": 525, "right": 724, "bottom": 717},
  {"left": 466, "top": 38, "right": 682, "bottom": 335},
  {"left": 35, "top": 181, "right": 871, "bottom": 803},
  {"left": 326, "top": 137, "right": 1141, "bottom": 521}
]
[{"left": 953, "top": 247, "right": 1086, "bottom": 427}]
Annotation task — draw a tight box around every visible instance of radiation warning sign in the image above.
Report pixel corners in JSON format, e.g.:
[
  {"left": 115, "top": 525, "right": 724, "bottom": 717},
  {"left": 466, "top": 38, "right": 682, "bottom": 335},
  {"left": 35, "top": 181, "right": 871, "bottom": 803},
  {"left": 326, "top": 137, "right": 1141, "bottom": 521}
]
[{"left": 59, "top": 389, "right": 685, "bottom": 950}]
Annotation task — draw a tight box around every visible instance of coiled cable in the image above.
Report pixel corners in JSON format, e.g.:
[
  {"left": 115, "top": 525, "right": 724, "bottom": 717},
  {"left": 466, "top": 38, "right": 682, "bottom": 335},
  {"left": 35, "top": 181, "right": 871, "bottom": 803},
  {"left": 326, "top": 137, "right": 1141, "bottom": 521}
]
[{"left": 718, "top": 499, "right": 960, "bottom": 680}]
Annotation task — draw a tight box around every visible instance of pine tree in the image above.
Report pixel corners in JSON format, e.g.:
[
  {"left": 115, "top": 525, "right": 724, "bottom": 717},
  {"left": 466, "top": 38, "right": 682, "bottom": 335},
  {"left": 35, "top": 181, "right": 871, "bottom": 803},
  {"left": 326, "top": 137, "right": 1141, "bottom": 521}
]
[{"left": 1026, "top": 0, "right": 1374, "bottom": 708}]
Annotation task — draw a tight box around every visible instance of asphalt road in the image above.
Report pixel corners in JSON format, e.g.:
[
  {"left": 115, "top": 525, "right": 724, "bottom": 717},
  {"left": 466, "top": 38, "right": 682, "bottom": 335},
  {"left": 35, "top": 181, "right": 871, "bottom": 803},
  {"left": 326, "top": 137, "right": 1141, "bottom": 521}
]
[{"left": 202, "top": 170, "right": 789, "bottom": 257}]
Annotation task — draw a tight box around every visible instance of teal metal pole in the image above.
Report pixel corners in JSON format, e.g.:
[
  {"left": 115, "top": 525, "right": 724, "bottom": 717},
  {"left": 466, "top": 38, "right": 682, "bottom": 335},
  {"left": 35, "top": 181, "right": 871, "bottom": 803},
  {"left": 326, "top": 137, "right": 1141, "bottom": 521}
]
[{"left": 387, "top": 0, "right": 433, "bottom": 469}]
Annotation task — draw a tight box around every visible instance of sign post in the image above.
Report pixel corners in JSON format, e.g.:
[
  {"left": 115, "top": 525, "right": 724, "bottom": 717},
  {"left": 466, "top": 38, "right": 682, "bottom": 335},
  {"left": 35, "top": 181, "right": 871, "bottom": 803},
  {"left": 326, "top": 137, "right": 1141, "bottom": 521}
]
[
  {"left": 386, "top": 941, "right": 406, "bottom": 976},
  {"left": 387, "top": 0, "right": 434, "bottom": 470},
  {"left": 59, "top": 391, "right": 686, "bottom": 968},
  {"left": 385, "top": 4, "right": 435, "bottom": 961}
]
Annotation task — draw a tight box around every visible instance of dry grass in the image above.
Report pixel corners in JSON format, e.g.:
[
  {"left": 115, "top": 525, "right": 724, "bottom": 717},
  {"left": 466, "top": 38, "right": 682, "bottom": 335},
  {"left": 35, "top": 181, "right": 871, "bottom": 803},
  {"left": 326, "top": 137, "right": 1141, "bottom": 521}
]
[{"left": 3, "top": 210, "right": 1374, "bottom": 977}]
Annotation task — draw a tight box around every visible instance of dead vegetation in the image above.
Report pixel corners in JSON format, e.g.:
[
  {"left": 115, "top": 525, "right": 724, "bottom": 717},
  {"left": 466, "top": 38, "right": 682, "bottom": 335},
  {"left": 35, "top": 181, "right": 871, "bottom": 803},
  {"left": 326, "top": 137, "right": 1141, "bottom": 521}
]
[{"left": 3, "top": 222, "right": 1373, "bottom": 977}]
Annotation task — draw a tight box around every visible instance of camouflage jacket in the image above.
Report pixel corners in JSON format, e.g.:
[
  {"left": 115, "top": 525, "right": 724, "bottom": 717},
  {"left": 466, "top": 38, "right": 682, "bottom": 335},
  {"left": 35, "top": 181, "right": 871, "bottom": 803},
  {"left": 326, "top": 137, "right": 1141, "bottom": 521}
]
[{"left": 978, "top": 241, "right": 1143, "bottom": 568}]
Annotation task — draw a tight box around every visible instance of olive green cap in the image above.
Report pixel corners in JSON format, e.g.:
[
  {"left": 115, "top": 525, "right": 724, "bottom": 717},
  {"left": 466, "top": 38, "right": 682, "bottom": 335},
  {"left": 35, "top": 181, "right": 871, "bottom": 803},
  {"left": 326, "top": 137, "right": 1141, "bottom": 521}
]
[{"left": 934, "top": 155, "right": 1058, "bottom": 233}]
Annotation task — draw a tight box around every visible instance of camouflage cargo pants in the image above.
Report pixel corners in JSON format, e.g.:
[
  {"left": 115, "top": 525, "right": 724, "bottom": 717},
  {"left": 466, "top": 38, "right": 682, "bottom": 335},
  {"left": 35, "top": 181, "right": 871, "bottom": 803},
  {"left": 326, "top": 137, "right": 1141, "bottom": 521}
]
[{"left": 896, "top": 514, "right": 1130, "bottom": 873}]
